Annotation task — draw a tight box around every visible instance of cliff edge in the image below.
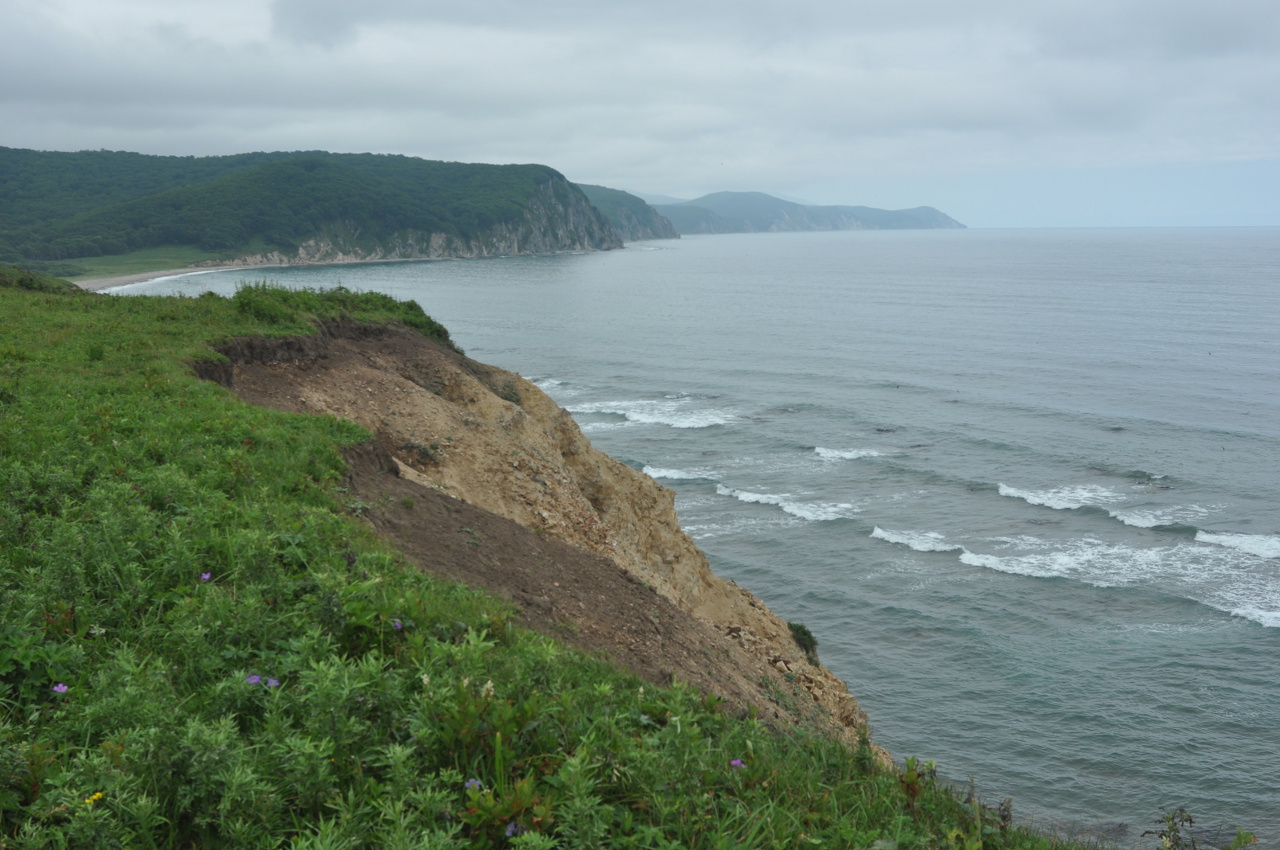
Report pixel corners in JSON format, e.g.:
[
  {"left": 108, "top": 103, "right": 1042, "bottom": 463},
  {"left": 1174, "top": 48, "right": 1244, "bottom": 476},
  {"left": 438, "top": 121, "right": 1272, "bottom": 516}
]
[{"left": 202, "top": 320, "right": 880, "bottom": 750}]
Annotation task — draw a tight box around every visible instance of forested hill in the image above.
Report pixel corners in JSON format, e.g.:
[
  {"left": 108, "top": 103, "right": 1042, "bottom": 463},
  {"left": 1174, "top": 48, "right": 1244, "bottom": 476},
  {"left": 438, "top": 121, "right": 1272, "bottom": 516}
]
[
  {"left": 0, "top": 148, "right": 621, "bottom": 266},
  {"left": 653, "top": 191, "right": 965, "bottom": 234},
  {"left": 574, "top": 184, "right": 678, "bottom": 241}
]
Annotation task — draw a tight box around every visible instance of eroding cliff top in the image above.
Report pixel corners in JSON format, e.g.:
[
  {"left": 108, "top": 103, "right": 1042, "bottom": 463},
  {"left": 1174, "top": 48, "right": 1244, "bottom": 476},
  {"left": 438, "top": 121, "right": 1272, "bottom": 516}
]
[{"left": 205, "top": 319, "right": 883, "bottom": 750}]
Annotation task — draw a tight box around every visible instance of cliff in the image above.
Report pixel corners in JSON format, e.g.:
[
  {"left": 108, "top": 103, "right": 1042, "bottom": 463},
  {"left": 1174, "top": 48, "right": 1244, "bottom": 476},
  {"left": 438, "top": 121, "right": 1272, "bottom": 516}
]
[
  {"left": 202, "top": 320, "right": 880, "bottom": 749},
  {"left": 195, "top": 179, "right": 622, "bottom": 268},
  {"left": 575, "top": 184, "right": 679, "bottom": 241},
  {"left": 1, "top": 149, "right": 621, "bottom": 265}
]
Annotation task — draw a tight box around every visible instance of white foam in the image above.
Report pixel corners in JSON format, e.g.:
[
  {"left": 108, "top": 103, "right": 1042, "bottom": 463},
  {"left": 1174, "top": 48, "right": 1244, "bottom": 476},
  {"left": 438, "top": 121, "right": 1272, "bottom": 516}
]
[
  {"left": 871, "top": 527, "right": 962, "bottom": 553},
  {"left": 715, "top": 484, "right": 858, "bottom": 521},
  {"left": 580, "top": 421, "right": 633, "bottom": 433},
  {"left": 998, "top": 483, "right": 1126, "bottom": 510},
  {"left": 1230, "top": 606, "right": 1280, "bottom": 628},
  {"left": 642, "top": 465, "right": 716, "bottom": 481},
  {"left": 1195, "top": 532, "right": 1280, "bottom": 560},
  {"left": 815, "top": 447, "right": 882, "bottom": 461},
  {"left": 959, "top": 539, "right": 1172, "bottom": 586},
  {"left": 1110, "top": 504, "right": 1215, "bottom": 529},
  {"left": 568, "top": 399, "right": 733, "bottom": 429},
  {"left": 959, "top": 538, "right": 1280, "bottom": 626}
]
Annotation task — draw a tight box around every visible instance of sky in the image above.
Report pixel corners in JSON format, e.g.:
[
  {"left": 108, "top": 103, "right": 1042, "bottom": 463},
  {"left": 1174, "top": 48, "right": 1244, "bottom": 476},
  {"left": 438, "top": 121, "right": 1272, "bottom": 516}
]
[{"left": 2, "top": 0, "right": 1278, "bottom": 227}]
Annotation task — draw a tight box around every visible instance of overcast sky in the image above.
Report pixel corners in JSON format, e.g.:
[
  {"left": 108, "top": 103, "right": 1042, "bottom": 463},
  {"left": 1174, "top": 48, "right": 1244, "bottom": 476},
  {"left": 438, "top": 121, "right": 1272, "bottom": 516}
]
[{"left": 3, "top": 0, "right": 1278, "bottom": 227}]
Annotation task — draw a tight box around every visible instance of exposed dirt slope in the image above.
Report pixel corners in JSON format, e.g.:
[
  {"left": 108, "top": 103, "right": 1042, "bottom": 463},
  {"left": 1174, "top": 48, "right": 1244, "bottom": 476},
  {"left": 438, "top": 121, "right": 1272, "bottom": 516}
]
[{"left": 200, "top": 320, "right": 880, "bottom": 748}]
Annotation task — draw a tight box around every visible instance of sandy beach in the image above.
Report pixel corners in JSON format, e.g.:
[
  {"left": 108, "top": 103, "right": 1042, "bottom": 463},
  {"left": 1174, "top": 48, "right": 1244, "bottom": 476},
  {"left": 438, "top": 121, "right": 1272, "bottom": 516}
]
[{"left": 74, "top": 264, "right": 277, "bottom": 292}]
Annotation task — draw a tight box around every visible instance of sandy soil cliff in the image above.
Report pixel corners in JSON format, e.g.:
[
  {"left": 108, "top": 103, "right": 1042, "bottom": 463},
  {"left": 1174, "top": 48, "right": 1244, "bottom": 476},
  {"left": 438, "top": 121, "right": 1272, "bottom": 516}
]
[{"left": 200, "top": 320, "right": 881, "bottom": 751}]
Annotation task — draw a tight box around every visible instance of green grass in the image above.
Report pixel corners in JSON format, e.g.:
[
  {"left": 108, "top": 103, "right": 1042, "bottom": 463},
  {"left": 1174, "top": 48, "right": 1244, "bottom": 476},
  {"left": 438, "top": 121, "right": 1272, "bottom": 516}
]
[
  {"left": 0, "top": 280, "right": 1096, "bottom": 848},
  {"left": 62, "top": 245, "right": 231, "bottom": 281}
]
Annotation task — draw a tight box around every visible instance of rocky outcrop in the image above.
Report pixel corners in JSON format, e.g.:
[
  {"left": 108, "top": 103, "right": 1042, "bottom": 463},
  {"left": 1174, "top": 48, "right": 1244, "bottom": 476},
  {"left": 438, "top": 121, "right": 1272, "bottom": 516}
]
[
  {"left": 205, "top": 321, "right": 882, "bottom": 753},
  {"left": 575, "top": 184, "right": 679, "bottom": 241},
  {"left": 197, "top": 179, "right": 621, "bottom": 268}
]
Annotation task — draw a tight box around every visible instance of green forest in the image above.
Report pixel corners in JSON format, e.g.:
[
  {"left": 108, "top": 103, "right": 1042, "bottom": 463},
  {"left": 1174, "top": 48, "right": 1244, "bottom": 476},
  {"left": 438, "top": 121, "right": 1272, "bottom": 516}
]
[{"left": 0, "top": 148, "right": 587, "bottom": 270}]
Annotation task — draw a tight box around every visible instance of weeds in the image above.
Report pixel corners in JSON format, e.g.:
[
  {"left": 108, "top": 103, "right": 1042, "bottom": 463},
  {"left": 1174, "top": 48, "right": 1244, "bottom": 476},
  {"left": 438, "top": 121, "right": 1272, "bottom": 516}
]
[{"left": 0, "top": 279, "right": 1129, "bottom": 848}]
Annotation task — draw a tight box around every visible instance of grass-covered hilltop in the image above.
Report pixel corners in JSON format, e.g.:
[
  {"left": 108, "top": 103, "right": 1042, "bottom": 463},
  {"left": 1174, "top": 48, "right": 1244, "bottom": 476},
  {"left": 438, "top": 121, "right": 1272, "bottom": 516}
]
[
  {"left": 0, "top": 271, "right": 1116, "bottom": 849},
  {"left": 0, "top": 148, "right": 622, "bottom": 278}
]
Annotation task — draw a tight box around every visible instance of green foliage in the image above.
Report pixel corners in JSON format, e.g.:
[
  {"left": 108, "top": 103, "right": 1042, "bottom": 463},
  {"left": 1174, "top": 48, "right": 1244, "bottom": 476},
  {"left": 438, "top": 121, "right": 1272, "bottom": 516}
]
[
  {"left": 573, "top": 185, "right": 677, "bottom": 241},
  {"left": 0, "top": 265, "right": 81, "bottom": 294},
  {"left": 0, "top": 282, "right": 1110, "bottom": 848},
  {"left": 788, "top": 621, "right": 820, "bottom": 666},
  {"left": 0, "top": 147, "right": 576, "bottom": 263}
]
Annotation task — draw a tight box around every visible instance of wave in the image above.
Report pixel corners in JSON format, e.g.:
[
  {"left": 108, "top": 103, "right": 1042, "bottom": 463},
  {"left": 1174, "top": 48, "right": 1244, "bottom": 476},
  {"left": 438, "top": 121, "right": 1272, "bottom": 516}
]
[
  {"left": 715, "top": 484, "right": 858, "bottom": 521},
  {"left": 815, "top": 447, "right": 882, "bottom": 461},
  {"left": 998, "top": 483, "right": 1126, "bottom": 510},
  {"left": 642, "top": 465, "right": 716, "bottom": 481},
  {"left": 1109, "top": 503, "right": 1217, "bottom": 532},
  {"left": 579, "top": 421, "right": 633, "bottom": 433},
  {"left": 567, "top": 399, "right": 733, "bottom": 429},
  {"left": 1195, "top": 532, "right": 1280, "bottom": 560},
  {"left": 958, "top": 536, "right": 1280, "bottom": 627},
  {"left": 957, "top": 541, "right": 1166, "bottom": 586},
  {"left": 871, "top": 527, "right": 963, "bottom": 553}
]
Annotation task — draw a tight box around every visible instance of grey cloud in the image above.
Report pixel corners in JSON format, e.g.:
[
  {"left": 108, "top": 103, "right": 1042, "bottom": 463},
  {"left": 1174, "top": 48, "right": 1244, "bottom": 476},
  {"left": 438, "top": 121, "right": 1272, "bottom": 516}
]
[{"left": 2, "top": 0, "right": 1277, "bottom": 224}]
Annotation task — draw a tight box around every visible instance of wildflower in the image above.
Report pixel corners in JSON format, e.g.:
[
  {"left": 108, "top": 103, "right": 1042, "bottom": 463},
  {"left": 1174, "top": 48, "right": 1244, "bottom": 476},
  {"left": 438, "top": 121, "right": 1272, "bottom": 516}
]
[
  {"left": 200, "top": 572, "right": 212, "bottom": 582},
  {"left": 245, "top": 675, "right": 261, "bottom": 684},
  {"left": 266, "top": 678, "right": 280, "bottom": 687},
  {"left": 506, "top": 822, "right": 523, "bottom": 837},
  {"left": 393, "top": 619, "right": 403, "bottom": 630},
  {"left": 52, "top": 683, "right": 69, "bottom": 694},
  {"left": 83, "top": 792, "right": 104, "bottom": 806},
  {"left": 481, "top": 680, "right": 495, "bottom": 699},
  {"left": 730, "top": 759, "right": 745, "bottom": 769},
  {"left": 464, "top": 778, "right": 482, "bottom": 792}
]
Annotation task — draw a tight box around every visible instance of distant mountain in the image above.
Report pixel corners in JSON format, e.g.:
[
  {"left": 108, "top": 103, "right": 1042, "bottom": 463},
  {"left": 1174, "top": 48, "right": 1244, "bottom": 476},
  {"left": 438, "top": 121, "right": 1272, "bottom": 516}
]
[
  {"left": 575, "top": 184, "right": 678, "bottom": 241},
  {"left": 628, "top": 191, "right": 691, "bottom": 206},
  {"left": 0, "top": 148, "right": 621, "bottom": 267},
  {"left": 652, "top": 191, "right": 965, "bottom": 234}
]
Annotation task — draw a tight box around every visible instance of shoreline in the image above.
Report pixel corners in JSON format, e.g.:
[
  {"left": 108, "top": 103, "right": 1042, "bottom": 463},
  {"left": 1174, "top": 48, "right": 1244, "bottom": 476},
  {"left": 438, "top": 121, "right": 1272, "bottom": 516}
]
[{"left": 74, "top": 264, "right": 286, "bottom": 293}]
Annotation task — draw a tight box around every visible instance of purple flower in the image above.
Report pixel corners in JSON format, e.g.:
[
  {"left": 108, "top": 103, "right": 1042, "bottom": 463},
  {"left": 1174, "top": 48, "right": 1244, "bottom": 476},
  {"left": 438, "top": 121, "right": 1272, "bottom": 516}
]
[
  {"left": 464, "top": 778, "right": 482, "bottom": 792},
  {"left": 266, "top": 678, "right": 280, "bottom": 687},
  {"left": 506, "top": 822, "right": 523, "bottom": 837},
  {"left": 393, "top": 619, "right": 403, "bottom": 630},
  {"left": 200, "top": 572, "right": 212, "bottom": 582},
  {"left": 730, "top": 759, "right": 744, "bottom": 769},
  {"left": 52, "top": 683, "right": 69, "bottom": 694},
  {"left": 245, "top": 675, "right": 261, "bottom": 684}
]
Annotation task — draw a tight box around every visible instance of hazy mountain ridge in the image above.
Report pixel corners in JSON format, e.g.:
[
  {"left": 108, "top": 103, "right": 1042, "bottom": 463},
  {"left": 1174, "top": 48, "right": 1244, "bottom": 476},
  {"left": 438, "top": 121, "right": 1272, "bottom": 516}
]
[
  {"left": 653, "top": 190, "right": 965, "bottom": 233},
  {"left": 575, "top": 184, "right": 679, "bottom": 241}
]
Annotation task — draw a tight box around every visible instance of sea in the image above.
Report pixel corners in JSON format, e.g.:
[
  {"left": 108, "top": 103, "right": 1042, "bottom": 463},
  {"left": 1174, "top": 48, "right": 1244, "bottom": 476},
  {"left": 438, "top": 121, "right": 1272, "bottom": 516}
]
[{"left": 120, "top": 227, "right": 1280, "bottom": 845}]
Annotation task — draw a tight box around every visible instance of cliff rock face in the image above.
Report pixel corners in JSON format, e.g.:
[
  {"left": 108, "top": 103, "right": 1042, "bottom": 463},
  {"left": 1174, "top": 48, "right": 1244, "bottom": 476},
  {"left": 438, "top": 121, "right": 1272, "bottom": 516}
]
[
  {"left": 203, "top": 321, "right": 880, "bottom": 751},
  {"left": 199, "top": 180, "right": 622, "bottom": 268},
  {"left": 575, "top": 184, "right": 680, "bottom": 241}
]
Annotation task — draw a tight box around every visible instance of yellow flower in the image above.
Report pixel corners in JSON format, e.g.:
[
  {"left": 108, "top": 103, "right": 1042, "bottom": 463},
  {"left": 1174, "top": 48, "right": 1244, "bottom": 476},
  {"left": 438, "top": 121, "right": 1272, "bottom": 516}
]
[{"left": 83, "top": 791, "right": 104, "bottom": 806}]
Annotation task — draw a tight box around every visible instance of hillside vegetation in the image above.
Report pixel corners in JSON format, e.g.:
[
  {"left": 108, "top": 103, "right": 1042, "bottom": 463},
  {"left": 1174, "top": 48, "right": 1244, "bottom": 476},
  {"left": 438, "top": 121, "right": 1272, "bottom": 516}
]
[
  {"left": 0, "top": 278, "right": 1092, "bottom": 848},
  {"left": 574, "top": 185, "right": 678, "bottom": 241},
  {"left": 653, "top": 191, "right": 965, "bottom": 234},
  {"left": 0, "top": 148, "right": 619, "bottom": 272}
]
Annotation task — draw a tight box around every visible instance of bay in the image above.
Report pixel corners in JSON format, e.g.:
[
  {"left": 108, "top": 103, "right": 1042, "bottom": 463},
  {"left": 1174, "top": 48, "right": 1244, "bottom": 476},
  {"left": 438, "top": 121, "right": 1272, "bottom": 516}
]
[{"left": 124, "top": 227, "right": 1280, "bottom": 844}]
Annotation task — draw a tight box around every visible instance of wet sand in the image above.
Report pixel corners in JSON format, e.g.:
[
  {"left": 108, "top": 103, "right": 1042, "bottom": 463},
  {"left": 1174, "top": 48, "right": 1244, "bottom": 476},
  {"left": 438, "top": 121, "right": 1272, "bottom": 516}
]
[{"left": 75, "top": 264, "right": 287, "bottom": 292}]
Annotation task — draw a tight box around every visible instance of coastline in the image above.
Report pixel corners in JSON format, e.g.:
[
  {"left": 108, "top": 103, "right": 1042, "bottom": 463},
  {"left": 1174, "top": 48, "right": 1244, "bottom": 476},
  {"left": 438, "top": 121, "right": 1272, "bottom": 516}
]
[{"left": 74, "top": 264, "right": 281, "bottom": 293}]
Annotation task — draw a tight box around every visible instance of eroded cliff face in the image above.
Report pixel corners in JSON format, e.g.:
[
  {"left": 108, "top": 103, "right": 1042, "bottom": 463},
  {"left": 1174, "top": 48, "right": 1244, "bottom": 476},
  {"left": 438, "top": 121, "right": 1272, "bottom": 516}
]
[
  {"left": 197, "top": 180, "right": 622, "bottom": 269},
  {"left": 203, "top": 321, "right": 880, "bottom": 751}
]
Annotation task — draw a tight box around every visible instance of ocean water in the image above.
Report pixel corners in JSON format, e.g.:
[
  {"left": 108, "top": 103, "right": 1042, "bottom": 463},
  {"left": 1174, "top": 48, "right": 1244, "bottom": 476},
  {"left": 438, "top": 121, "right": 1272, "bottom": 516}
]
[{"left": 125, "top": 227, "right": 1280, "bottom": 844}]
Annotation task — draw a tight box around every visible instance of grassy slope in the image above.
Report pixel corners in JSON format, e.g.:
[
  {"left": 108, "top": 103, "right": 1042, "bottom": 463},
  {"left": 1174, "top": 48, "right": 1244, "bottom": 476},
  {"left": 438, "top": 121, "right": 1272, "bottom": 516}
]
[{"left": 0, "top": 282, "right": 1085, "bottom": 849}]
